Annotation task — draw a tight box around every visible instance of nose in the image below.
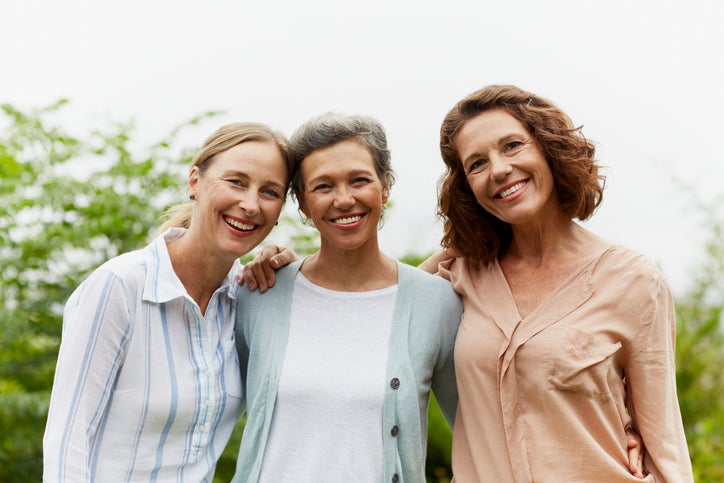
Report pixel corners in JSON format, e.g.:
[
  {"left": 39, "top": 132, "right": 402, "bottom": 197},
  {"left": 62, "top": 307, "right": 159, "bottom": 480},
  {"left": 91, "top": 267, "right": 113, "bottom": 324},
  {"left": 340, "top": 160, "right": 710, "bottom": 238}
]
[
  {"left": 332, "top": 185, "right": 355, "bottom": 209},
  {"left": 238, "top": 192, "right": 260, "bottom": 216},
  {"left": 489, "top": 155, "right": 513, "bottom": 181}
]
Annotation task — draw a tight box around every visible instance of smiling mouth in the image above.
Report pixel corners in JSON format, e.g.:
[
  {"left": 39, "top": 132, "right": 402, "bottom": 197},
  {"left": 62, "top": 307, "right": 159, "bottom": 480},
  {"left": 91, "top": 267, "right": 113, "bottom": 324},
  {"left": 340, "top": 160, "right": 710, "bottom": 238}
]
[
  {"left": 496, "top": 180, "right": 528, "bottom": 199},
  {"left": 224, "top": 216, "right": 256, "bottom": 231},
  {"left": 332, "top": 215, "right": 363, "bottom": 225}
]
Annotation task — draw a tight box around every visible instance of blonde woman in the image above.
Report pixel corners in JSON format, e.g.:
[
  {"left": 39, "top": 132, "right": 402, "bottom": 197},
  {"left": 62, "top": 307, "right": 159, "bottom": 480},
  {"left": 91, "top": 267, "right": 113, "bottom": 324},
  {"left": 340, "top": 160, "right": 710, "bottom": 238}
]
[{"left": 43, "top": 122, "right": 292, "bottom": 482}]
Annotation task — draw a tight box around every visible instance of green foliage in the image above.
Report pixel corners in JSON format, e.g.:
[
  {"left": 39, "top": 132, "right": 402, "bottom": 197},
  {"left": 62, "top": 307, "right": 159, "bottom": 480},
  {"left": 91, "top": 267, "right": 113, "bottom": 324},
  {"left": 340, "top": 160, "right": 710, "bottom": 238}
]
[
  {"left": 675, "top": 213, "right": 724, "bottom": 482},
  {"left": 0, "top": 100, "right": 217, "bottom": 481}
]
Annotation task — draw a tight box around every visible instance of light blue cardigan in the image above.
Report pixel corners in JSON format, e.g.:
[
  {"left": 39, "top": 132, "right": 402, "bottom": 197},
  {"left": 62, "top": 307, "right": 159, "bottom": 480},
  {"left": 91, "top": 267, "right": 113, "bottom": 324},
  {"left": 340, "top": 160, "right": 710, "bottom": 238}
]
[{"left": 232, "top": 260, "right": 463, "bottom": 483}]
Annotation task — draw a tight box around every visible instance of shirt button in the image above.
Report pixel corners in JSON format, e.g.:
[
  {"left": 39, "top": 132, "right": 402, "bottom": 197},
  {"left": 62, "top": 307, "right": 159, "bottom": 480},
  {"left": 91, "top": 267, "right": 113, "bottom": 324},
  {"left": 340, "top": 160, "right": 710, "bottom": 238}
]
[
  {"left": 391, "top": 425, "right": 399, "bottom": 437},
  {"left": 392, "top": 474, "right": 399, "bottom": 482},
  {"left": 390, "top": 378, "right": 400, "bottom": 389}
]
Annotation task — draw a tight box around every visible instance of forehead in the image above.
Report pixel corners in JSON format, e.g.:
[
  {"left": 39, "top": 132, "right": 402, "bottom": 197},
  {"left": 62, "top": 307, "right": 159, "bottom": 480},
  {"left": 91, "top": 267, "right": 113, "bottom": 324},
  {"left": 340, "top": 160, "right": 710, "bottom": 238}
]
[
  {"left": 455, "top": 108, "right": 529, "bottom": 156},
  {"left": 302, "top": 140, "right": 375, "bottom": 175},
  {"left": 208, "top": 140, "right": 287, "bottom": 180}
]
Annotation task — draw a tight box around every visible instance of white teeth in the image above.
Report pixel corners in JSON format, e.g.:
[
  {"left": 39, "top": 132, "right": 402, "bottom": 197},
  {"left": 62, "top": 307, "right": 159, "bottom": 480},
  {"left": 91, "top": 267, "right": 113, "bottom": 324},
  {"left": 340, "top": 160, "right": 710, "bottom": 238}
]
[
  {"left": 224, "top": 216, "right": 255, "bottom": 231},
  {"left": 499, "top": 181, "right": 527, "bottom": 198},
  {"left": 334, "top": 215, "right": 362, "bottom": 225}
]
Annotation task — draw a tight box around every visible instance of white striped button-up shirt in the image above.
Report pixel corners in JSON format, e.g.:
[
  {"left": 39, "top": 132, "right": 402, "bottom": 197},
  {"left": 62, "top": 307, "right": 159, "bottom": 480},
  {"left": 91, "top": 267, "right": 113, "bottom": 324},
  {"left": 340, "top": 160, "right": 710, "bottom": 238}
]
[{"left": 43, "top": 228, "right": 243, "bottom": 482}]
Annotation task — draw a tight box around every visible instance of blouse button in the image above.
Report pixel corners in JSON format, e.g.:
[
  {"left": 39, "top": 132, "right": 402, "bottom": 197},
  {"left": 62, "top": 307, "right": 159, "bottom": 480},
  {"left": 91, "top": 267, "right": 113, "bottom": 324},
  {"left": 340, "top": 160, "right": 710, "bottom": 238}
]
[
  {"left": 392, "top": 474, "right": 399, "bottom": 482},
  {"left": 390, "top": 378, "right": 400, "bottom": 389},
  {"left": 391, "top": 425, "right": 399, "bottom": 437}
]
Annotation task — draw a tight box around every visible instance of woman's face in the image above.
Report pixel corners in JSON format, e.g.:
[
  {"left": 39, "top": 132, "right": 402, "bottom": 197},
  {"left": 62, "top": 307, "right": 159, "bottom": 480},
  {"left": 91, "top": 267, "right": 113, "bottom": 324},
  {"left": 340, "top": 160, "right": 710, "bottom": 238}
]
[
  {"left": 189, "top": 140, "right": 288, "bottom": 259},
  {"left": 298, "top": 140, "right": 389, "bottom": 253},
  {"left": 455, "top": 108, "right": 559, "bottom": 226}
]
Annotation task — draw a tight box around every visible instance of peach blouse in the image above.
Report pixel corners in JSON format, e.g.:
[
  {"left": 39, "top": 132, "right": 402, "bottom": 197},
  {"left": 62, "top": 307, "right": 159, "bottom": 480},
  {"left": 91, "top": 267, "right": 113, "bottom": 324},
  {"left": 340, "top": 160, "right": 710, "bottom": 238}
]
[{"left": 440, "top": 246, "right": 693, "bottom": 482}]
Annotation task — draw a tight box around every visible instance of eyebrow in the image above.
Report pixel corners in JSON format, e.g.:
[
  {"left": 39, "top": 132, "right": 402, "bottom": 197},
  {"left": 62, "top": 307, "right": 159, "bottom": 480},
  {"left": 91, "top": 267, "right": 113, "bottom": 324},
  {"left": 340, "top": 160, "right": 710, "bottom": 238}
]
[
  {"left": 223, "top": 170, "right": 286, "bottom": 190},
  {"left": 307, "top": 169, "right": 375, "bottom": 184},
  {"left": 460, "top": 133, "right": 525, "bottom": 166}
]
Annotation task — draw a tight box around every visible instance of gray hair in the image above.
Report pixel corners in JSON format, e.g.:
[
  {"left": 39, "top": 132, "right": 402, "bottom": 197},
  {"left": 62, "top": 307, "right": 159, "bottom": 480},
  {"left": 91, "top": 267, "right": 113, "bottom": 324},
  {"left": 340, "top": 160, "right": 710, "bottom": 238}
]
[{"left": 289, "top": 113, "right": 396, "bottom": 202}]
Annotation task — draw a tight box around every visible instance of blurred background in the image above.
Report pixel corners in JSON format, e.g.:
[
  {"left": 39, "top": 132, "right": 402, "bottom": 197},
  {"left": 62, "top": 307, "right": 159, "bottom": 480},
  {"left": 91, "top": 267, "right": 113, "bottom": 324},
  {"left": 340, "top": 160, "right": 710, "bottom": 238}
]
[{"left": 1, "top": 0, "right": 722, "bottom": 481}]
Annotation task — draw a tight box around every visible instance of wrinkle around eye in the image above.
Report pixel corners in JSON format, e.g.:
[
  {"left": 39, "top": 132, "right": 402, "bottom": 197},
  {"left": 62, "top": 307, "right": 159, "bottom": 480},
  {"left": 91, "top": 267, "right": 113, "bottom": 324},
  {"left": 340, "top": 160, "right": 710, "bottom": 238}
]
[{"left": 466, "top": 160, "right": 487, "bottom": 174}]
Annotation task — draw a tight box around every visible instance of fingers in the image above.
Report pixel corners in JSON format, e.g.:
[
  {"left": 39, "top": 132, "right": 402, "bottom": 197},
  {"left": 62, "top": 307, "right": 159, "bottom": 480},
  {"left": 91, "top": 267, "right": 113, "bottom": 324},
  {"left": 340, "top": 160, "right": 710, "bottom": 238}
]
[
  {"left": 270, "top": 247, "right": 299, "bottom": 269},
  {"left": 626, "top": 429, "right": 646, "bottom": 479},
  {"left": 241, "top": 245, "right": 298, "bottom": 292}
]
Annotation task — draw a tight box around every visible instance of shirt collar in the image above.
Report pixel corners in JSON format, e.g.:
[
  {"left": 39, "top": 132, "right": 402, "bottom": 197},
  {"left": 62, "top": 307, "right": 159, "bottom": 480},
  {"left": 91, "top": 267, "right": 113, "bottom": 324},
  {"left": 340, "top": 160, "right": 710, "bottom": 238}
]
[{"left": 142, "top": 227, "right": 240, "bottom": 304}]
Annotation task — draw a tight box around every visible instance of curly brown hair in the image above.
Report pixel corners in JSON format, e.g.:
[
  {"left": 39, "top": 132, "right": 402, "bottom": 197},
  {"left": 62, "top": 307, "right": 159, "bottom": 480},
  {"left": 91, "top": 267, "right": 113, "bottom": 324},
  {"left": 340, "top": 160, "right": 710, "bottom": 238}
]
[{"left": 438, "top": 85, "right": 605, "bottom": 266}]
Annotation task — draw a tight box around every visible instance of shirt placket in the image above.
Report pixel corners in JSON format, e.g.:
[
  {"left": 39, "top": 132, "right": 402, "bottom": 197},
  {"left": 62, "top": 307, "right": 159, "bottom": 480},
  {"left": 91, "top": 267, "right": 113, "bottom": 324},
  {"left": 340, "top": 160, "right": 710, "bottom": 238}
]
[{"left": 188, "top": 293, "right": 220, "bottom": 461}]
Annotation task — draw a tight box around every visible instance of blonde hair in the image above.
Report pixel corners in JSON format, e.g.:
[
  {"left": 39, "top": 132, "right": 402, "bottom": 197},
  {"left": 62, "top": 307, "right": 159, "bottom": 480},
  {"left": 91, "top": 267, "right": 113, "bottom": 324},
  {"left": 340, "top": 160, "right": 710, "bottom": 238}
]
[{"left": 153, "top": 122, "right": 293, "bottom": 238}]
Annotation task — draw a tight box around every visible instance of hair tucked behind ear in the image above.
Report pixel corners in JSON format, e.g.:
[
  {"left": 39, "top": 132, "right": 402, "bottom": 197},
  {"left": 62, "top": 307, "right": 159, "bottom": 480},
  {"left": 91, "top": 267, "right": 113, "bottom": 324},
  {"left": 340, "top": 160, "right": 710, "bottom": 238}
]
[{"left": 152, "top": 122, "right": 293, "bottom": 239}]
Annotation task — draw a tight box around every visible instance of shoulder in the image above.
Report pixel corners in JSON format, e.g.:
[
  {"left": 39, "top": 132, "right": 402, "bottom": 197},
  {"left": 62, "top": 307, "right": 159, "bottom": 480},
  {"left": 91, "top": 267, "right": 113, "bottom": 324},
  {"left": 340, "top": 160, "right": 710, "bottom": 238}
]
[
  {"left": 397, "top": 262, "right": 462, "bottom": 311},
  {"left": 594, "top": 245, "right": 668, "bottom": 286},
  {"left": 74, "top": 248, "right": 148, "bottom": 294},
  {"left": 236, "top": 262, "right": 301, "bottom": 309},
  {"left": 591, "top": 246, "right": 674, "bottom": 320},
  {"left": 399, "top": 261, "right": 453, "bottom": 289}
]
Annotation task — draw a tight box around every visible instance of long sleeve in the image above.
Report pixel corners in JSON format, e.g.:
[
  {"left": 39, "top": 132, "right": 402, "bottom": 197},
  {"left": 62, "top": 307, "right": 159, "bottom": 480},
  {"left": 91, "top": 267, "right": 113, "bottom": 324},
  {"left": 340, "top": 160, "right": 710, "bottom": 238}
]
[
  {"left": 43, "top": 269, "right": 133, "bottom": 482},
  {"left": 431, "top": 291, "right": 462, "bottom": 427},
  {"left": 626, "top": 270, "right": 694, "bottom": 482}
]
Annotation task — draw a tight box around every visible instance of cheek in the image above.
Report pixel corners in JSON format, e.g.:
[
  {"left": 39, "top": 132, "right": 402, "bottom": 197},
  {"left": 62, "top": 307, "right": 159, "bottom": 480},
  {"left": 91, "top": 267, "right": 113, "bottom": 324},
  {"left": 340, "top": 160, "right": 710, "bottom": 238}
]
[
  {"left": 467, "top": 177, "right": 487, "bottom": 203},
  {"left": 265, "top": 201, "right": 284, "bottom": 219}
]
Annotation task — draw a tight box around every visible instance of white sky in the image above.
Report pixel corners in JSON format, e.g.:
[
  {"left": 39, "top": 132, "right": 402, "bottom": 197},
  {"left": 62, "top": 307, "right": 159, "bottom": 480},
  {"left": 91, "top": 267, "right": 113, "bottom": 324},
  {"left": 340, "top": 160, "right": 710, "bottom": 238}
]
[{"left": 2, "top": 0, "right": 722, "bottom": 294}]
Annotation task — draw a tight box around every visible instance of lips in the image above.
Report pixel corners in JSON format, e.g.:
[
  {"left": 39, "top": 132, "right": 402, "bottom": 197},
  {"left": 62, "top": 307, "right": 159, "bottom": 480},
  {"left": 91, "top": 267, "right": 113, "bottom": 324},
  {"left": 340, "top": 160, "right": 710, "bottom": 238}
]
[
  {"left": 495, "top": 179, "right": 528, "bottom": 199},
  {"left": 223, "top": 215, "right": 257, "bottom": 231},
  {"left": 332, "top": 214, "right": 363, "bottom": 225}
]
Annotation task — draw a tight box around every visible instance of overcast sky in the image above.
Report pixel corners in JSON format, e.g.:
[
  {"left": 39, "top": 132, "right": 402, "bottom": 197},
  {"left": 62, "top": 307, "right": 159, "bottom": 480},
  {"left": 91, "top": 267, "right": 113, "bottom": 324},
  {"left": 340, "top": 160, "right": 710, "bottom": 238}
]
[{"left": 2, "top": 0, "right": 722, "bottom": 294}]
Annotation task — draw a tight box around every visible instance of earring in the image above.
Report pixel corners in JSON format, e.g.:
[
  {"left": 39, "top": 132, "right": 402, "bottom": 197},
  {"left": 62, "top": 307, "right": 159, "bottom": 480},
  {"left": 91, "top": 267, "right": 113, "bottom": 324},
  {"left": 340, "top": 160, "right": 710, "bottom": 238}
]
[{"left": 189, "top": 193, "right": 196, "bottom": 201}]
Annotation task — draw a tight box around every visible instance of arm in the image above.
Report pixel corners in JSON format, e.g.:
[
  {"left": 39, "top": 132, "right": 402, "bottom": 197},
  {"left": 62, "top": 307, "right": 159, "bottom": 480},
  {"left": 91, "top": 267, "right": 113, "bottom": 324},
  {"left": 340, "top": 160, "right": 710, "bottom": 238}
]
[
  {"left": 626, "top": 273, "right": 694, "bottom": 482},
  {"left": 238, "top": 245, "right": 298, "bottom": 292},
  {"left": 430, "top": 289, "right": 463, "bottom": 427},
  {"left": 43, "top": 270, "right": 132, "bottom": 482}
]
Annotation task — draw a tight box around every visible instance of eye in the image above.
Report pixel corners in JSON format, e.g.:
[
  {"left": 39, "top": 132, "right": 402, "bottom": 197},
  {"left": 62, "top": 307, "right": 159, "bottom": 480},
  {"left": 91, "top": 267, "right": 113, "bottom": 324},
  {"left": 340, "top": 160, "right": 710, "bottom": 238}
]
[
  {"left": 504, "top": 140, "right": 524, "bottom": 153},
  {"left": 352, "top": 176, "right": 371, "bottom": 186},
  {"left": 466, "top": 159, "right": 488, "bottom": 174},
  {"left": 311, "top": 183, "right": 332, "bottom": 193},
  {"left": 225, "top": 178, "right": 245, "bottom": 187},
  {"left": 261, "top": 188, "right": 282, "bottom": 199}
]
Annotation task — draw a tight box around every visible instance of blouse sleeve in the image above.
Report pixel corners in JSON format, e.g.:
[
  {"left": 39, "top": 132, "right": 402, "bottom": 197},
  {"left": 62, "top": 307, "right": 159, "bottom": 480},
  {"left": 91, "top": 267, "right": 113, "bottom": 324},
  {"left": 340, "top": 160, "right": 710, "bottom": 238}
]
[
  {"left": 626, "top": 268, "right": 694, "bottom": 482},
  {"left": 43, "top": 269, "right": 133, "bottom": 482}
]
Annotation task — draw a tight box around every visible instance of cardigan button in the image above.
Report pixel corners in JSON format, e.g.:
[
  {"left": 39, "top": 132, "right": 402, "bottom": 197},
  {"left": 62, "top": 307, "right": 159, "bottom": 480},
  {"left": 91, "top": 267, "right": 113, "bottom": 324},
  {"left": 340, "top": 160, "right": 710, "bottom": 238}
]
[
  {"left": 390, "top": 378, "right": 400, "bottom": 389},
  {"left": 391, "top": 425, "right": 399, "bottom": 436}
]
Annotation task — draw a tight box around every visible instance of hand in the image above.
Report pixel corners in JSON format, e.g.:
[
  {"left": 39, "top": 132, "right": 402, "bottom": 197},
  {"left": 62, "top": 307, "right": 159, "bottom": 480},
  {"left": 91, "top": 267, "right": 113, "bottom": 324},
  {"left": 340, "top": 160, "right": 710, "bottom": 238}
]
[
  {"left": 625, "top": 427, "right": 646, "bottom": 479},
  {"left": 418, "top": 248, "right": 458, "bottom": 274},
  {"left": 238, "top": 245, "right": 298, "bottom": 292}
]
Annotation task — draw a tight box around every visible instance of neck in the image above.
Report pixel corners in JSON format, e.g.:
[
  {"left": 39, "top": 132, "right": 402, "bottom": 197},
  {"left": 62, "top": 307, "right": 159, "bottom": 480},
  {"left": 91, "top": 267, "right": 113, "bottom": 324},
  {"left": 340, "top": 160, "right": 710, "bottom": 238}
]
[
  {"left": 302, "top": 238, "right": 397, "bottom": 291},
  {"left": 166, "top": 230, "right": 236, "bottom": 314},
  {"left": 505, "top": 212, "right": 599, "bottom": 266}
]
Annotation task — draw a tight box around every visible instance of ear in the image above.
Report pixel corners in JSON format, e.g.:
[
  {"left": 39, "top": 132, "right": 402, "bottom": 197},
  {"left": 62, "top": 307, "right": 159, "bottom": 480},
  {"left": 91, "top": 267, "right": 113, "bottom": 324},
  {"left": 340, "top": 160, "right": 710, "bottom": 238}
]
[
  {"left": 188, "top": 166, "right": 200, "bottom": 199},
  {"left": 382, "top": 177, "right": 391, "bottom": 204},
  {"left": 298, "top": 196, "right": 310, "bottom": 218}
]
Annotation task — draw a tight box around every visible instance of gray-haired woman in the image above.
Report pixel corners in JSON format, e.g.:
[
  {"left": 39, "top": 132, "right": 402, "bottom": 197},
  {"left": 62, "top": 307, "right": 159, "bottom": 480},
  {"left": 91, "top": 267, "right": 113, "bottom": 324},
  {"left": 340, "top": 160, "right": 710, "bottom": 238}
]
[{"left": 232, "top": 113, "right": 462, "bottom": 482}]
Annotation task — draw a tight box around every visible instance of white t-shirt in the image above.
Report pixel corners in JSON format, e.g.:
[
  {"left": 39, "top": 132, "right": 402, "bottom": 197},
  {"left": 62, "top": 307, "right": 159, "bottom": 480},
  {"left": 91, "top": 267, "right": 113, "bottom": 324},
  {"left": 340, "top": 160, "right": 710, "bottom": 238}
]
[{"left": 258, "top": 272, "right": 397, "bottom": 483}]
